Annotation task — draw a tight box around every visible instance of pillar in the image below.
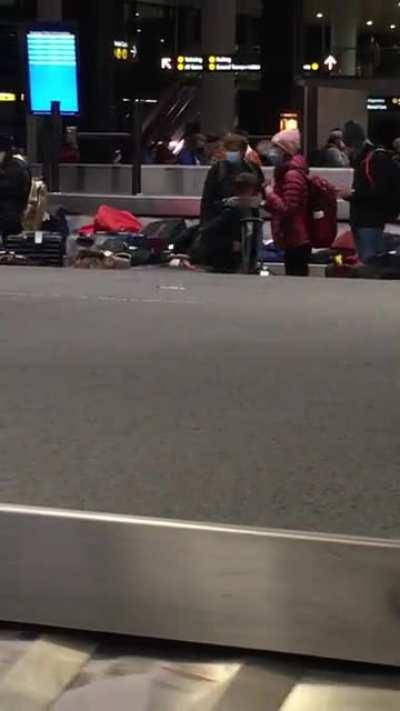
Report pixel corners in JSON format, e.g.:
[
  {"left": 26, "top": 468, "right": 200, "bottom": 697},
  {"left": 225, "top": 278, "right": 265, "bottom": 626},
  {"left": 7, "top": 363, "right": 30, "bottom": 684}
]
[
  {"left": 181, "top": 8, "right": 199, "bottom": 53},
  {"left": 64, "top": 0, "right": 123, "bottom": 133},
  {"left": 331, "top": 0, "right": 360, "bottom": 76},
  {"left": 261, "top": 0, "right": 303, "bottom": 136},
  {"left": 200, "top": 0, "right": 236, "bottom": 135}
]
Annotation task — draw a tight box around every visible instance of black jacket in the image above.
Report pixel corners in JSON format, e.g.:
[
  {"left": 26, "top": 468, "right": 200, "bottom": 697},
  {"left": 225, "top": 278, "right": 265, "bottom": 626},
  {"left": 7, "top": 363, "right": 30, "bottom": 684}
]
[
  {"left": 0, "top": 154, "right": 32, "bottom": 235},
  {"left": 200, "top": 159, "right": 264, "bottom": 224},
  {"left": 350, "top": 145, "right": 395, "bottom": 228}
]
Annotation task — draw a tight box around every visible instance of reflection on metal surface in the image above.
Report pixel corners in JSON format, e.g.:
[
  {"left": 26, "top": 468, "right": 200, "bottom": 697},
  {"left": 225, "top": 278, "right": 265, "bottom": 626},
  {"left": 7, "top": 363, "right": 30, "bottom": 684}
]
[
  {"left": 1, "top": 627, "right": 400, "bottom": 710},
  {"left": 0, "top": 635, "right": 95, "bottom": 710},
  {"left": 280, "top": 676, "right": 400, "bottom": 711},
  {"left": 1, "top": 505, "right": 400, "bottom": 665}
]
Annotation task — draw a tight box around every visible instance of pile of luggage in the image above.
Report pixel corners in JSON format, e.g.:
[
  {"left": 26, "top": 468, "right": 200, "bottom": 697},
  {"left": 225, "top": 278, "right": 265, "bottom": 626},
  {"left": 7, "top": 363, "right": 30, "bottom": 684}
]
[
  {"left": 68, "top": 207, "right": 189, "bottom": 270},
  {"left": 0, "top": 200, "right": 192, "bottom": 270}
]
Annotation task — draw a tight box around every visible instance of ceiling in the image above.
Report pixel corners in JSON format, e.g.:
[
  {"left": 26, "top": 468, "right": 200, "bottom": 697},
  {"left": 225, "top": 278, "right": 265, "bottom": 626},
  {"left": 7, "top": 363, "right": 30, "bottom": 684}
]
[
  {"left": 306, "top": 0, "right": 400, "bottom": 31},
  {"left": 135, "top": 0, "right": 262, "bottom": 16}
]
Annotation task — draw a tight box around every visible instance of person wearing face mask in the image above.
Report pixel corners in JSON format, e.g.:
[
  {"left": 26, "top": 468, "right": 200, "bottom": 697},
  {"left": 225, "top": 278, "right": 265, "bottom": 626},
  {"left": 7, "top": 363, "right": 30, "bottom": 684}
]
[
  {"left": 200, "top": 133, "right": 264, "bottom": 224},
  {"left": 0, "top": 134, "right": 31, "bottom": 240},
  {"left": 196, "top": 172, "right": 263, "bottom": 272},
  {"left": 264, "top": 129, "right": 312, "bottom": 276}
]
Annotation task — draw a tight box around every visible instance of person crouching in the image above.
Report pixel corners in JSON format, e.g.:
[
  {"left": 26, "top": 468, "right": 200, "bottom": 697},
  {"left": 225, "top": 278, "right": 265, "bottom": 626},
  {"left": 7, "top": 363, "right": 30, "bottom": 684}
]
[{"left": 196, "top": 173, "right": 262, "bottom": 273}]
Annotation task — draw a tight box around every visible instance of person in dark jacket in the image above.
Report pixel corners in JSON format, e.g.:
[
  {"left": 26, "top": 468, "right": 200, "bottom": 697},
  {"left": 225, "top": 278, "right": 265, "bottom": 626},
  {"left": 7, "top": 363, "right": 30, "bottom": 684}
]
[
  {"left": 200, "top": 133, "right": 264, "bottom": 224},
  {"left": 264, "top": 129, "right": 311, "bottom": 276},
  {"left": 0, "top": 135, "right": 31, "bottom": 238},
  {"left": 341, "top": 140, "right": 393, "bottom": 263},
  {"left": 198, "top": 172, "right": 262, "bottom": 272}
]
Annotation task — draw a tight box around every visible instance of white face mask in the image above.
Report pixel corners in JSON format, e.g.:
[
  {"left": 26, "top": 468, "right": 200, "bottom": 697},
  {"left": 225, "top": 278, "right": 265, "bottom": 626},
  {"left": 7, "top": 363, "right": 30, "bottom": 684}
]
[{"left": 226, "top": 151, "right": 241, "bottom": 164}]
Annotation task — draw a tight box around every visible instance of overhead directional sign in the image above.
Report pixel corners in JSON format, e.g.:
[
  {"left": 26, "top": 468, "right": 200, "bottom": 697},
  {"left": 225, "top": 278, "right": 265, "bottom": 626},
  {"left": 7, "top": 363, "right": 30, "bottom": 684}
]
[
  {"left": 113, "top": 40, "right": 138, "bottom": 62},
  {"left": 324, "top": 54, "right": 337, "bottom": 71},
  {"left": 161, "top": 55, "right": 261, "bottom": 73},
  {"left": 161, "top": 56, "right": 172, "bottom": 70}
]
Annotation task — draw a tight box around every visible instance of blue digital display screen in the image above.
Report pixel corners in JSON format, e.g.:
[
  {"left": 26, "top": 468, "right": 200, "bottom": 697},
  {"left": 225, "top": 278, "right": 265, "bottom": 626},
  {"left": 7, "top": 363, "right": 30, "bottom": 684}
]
[{"left": 27, "top": 30, "right": 79, "bottom": 115}]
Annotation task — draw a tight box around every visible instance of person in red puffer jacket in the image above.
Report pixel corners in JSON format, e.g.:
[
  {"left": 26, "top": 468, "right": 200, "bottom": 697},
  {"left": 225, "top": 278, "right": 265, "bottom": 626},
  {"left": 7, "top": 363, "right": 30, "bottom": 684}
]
[{"left": 265, "top": 129, "right": 311, "bottom": 276}]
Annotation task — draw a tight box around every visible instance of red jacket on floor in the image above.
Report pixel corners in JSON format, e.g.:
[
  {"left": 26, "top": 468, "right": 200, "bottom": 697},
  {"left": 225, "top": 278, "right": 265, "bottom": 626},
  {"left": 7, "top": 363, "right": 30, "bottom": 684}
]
[{"left": 265, "top": 154, "right": 310, "bottom": 249}]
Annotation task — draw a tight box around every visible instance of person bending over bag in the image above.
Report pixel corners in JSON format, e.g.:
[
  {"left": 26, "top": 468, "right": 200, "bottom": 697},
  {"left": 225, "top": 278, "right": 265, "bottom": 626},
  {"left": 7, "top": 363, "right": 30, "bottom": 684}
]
[{"left": 195, "top": 172, "right": 262, "bottom": 272}]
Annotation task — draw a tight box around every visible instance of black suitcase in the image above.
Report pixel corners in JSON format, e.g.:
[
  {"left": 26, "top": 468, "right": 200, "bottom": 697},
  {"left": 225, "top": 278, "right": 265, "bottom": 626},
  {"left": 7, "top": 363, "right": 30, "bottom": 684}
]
[{"left": 5, "top": 232, "right": 65, "bottom": 267}]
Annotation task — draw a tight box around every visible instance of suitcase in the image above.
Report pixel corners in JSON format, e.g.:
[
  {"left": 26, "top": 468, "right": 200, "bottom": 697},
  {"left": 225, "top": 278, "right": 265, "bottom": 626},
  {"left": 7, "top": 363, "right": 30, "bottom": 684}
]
[
  {"left": 240, "top": 217, "right": 263, "bottom": 274},
  {"left": 5, "top": 232, "right": 65, "bottom": 267},
  {"left": 142, "top": 219, "right": 187, "bottom": 256}
]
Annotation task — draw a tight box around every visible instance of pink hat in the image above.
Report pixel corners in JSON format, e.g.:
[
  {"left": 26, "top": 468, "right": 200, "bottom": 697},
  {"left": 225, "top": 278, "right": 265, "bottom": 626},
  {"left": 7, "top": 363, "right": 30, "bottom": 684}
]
[{"left": 271, "top": 129, "right": 301, "bottom": 156}]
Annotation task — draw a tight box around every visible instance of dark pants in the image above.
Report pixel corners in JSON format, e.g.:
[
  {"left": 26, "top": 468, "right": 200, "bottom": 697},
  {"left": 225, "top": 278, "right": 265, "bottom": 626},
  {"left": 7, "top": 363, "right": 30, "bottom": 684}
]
[
  {"left": 284, "top": 245, "right": 311, "bottom": 277},
  {"left": 352, "top": 227, "right": 385, "bottom": 264}
]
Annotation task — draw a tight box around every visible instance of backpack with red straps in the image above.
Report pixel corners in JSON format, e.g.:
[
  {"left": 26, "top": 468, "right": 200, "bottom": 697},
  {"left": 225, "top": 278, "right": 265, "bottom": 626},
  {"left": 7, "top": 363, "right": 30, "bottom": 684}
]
[{"left": 307, "top": 175, "right": 338, "bottom": 249}]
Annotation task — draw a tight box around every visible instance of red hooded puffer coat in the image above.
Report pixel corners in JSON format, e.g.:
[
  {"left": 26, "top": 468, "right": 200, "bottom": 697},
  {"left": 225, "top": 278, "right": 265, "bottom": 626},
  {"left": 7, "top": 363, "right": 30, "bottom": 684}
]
[{"left": 265, "top": 154, "right": 311, "bottom": 249}]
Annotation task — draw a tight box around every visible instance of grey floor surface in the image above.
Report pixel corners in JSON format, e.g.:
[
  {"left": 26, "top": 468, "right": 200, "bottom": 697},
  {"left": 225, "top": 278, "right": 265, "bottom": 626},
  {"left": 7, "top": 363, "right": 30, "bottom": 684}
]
[{"left": 0, "top": 267, "right": 399, "bottom": 538}]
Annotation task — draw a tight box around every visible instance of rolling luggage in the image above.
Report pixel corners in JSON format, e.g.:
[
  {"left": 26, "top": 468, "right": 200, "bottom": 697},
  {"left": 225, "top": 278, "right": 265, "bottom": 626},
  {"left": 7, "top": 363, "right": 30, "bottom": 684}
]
[
  {"left": 5, "top": 232, "right": 65, "bottom": 267},
  {"left": 240, "top": 216, "right": 263, "bottom": 274}
]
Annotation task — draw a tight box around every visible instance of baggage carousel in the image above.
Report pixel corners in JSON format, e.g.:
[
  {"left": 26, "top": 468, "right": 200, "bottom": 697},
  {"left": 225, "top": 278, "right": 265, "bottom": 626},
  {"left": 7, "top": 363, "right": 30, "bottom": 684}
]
[
  {"left": 1, "top": 625, "right": 400, "bottom": 710},
  {"left": 1, "top": 267, "right": 400, "bottom": 666}
]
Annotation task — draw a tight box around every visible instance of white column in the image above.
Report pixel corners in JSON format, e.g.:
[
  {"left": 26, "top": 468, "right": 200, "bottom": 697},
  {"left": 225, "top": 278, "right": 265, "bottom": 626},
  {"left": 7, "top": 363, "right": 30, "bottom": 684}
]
[
  {"left": 331, "top": 0, "right": 360, "bottom": 76},
  {"left": 37, "top": 0, "right": 62, "bottom": 20},
  {"left": 201, "top": 0, "right": 236, "bottom": 135}
]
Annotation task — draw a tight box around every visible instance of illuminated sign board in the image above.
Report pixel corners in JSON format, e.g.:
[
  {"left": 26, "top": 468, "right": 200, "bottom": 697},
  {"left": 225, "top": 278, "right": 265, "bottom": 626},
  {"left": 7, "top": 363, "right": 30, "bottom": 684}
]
[
  {"left": 177, "top": 55, "right": 203, "bottom": 72},
  {"left": 324, "top": 54, "right": 338, "bottom": 72},
  {"left": 0, "top": 92, "right": 16, "bottom": 102},
  {"left": 161, "top": 55, "right": 261, "bottom": 73},
  {"left": 280, "top": 112, "right": 299, "bottom": 131},
  {"left": 367, "top": 97, "right": 400, "bottom": 112},
  {"left": 303, "top": 62, "right": 320, "bottom": 72},
  {"left": 113, "top": 40, "right": 138, "bottom": 62},
  {"left": 25, "top": 27, "right": 80, "bottom": 115}
]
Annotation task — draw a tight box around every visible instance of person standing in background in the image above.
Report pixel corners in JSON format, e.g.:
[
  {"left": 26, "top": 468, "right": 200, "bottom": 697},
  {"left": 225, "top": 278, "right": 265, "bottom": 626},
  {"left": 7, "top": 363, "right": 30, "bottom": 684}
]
[
  {"left": 176, "top": 133, "right": 207, "bottom": 166},
  {"left": 264, "top": 129, "right": 311, "bottom": 276},
  {"left": 341, "top": 138, "right": 393, "bottom": 264},
  {"left": 321, "top": 130, "right": 350, "bottom": 168},
  {"left": 0, "top": 134, "right": 31, "bottom": 240}
]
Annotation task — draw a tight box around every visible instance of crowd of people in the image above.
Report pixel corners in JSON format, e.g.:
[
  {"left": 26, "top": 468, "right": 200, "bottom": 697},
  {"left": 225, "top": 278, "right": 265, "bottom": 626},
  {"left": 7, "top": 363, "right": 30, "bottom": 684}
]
[
  {"left": 2, "top": 120, "right": 400, "bottom": 278},
  {"left": 141, "top": 130, "right": 264, "bottom": 168},
  {"left": 192, "top": 123, "right": 400, "bottom": 276}
]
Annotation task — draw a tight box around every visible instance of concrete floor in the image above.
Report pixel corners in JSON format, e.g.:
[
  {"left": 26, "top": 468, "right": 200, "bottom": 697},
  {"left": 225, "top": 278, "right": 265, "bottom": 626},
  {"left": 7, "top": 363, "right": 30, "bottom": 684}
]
[{"left": 0, "top": 267, "right": 400, "bottom": 538}]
